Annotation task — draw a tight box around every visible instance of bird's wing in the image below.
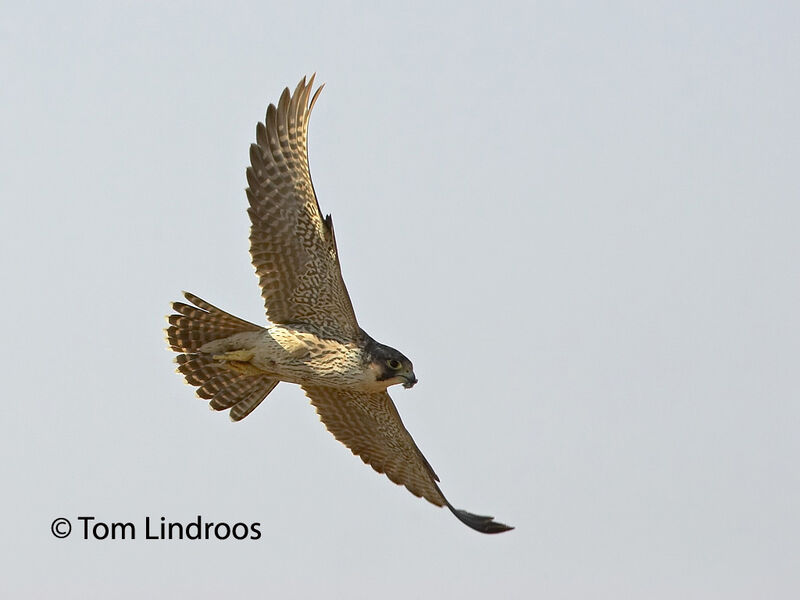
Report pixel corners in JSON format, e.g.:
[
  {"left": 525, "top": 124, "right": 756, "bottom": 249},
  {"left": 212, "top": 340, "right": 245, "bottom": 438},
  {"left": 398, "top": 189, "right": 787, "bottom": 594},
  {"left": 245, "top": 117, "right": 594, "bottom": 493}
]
[
  {"left": 302, "top": 386, "right": 513, "bottom": 534},
  {"left": 246, "top": 75, "right": 359, "bottom": 340}
]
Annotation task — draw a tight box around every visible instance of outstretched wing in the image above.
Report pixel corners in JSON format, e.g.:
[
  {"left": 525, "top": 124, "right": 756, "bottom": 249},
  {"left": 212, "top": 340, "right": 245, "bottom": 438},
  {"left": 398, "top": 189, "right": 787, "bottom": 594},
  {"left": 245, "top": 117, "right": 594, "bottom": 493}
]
[
  {"left": 246, "top": 75, "right": 359, "bottom": 340},
  {"left": 302, "top": 386, "right": 513, "bottom": 534}
]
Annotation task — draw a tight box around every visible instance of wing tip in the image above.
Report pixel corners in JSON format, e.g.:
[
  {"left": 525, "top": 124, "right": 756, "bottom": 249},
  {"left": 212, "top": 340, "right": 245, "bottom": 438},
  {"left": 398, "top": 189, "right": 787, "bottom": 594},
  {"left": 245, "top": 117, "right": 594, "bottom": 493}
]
[{"left": 447, "top": 503, "right": 514, "bottom": 534}]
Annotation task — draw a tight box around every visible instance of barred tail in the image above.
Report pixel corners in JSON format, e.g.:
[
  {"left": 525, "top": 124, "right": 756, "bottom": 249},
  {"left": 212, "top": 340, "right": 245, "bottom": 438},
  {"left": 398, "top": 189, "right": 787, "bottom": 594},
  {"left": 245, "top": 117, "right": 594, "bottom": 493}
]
[{"left": 166, "top": 292, "right": 278, "bottom": 421}]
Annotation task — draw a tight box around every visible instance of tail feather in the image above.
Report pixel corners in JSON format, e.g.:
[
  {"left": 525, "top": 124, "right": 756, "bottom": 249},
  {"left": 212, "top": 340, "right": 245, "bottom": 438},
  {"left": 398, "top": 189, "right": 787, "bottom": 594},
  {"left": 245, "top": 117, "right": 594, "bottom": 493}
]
[
  {"left": 167, "top": 292, "right": 278, "bottom": 421},
  {"left": 167, "top": 291, "right": 263, "bottom": 352},
  {"left": 175, "top": 354, "right": 221, "bottom": 387},
  {"left": 230, "top": 379, "right": 279, "bottom": 421}
]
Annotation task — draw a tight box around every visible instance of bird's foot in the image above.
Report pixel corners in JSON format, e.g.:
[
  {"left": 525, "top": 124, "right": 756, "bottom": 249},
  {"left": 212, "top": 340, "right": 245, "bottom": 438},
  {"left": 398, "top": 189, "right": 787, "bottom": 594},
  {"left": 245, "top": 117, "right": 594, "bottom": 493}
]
[
  {"left": 212, "top": 350, "right": 263, "bottom": 376},
  {"left": 213, "top": 349, "right": 255, "bottom": 362}
]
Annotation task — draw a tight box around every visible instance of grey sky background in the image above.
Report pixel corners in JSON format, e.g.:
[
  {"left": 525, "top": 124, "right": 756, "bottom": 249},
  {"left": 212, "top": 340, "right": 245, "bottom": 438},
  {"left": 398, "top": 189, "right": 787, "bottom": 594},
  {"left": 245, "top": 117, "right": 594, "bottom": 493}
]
[{"left": 2, "top": 1, "right": 798, "bottom": 597}]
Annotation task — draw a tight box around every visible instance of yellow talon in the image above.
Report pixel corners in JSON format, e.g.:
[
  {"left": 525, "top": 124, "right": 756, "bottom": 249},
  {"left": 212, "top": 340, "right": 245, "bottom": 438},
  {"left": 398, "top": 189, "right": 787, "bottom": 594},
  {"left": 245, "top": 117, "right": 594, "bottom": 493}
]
[
  {"left": 211, "top": 349, "right": 263, "bottom": 376},
  {"left": 213, "top": 349, "right": 255, "bottom": 362}
]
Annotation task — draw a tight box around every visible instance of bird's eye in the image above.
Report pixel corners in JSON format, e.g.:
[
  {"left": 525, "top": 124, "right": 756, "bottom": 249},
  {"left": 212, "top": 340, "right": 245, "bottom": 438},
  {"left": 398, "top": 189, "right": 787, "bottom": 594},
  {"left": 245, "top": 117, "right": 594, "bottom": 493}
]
[{"left": 387, "top": 359, "right": 402, "bottom": 370}]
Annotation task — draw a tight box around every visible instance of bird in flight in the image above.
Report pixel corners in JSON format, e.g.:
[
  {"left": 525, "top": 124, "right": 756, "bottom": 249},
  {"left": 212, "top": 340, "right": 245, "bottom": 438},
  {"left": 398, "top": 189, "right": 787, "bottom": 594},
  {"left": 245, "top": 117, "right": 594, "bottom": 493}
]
[{"left": 166, "top": 75, "right": 512, "bottom": 534}]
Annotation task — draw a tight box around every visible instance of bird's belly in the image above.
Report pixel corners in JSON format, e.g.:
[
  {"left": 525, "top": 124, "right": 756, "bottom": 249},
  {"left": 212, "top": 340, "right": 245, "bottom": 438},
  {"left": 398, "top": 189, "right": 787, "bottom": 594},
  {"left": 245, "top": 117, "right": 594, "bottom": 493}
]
[{"left": 246, "top": 327, "right": 371, "bottom": 389}]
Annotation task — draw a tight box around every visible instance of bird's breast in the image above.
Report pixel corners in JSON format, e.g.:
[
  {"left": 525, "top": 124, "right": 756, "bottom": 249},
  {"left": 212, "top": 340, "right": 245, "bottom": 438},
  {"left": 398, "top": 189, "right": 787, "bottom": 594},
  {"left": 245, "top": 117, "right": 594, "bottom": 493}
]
[{"left": 247, "top": 326, "right": 374, "bottom": 389}]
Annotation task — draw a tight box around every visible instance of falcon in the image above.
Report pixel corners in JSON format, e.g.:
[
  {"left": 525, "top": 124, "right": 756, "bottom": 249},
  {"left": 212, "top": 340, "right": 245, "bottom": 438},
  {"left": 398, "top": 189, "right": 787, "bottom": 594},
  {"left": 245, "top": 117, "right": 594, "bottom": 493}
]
[{"left": 166, "top": 75, "right": 512, "bottom": 534}]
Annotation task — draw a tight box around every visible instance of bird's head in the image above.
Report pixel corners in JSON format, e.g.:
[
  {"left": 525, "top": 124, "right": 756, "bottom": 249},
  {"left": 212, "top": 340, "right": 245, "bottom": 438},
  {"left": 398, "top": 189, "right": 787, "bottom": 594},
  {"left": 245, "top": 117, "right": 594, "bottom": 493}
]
[{"left": 364, "top": 338, "right": 417, "bottom": 390}]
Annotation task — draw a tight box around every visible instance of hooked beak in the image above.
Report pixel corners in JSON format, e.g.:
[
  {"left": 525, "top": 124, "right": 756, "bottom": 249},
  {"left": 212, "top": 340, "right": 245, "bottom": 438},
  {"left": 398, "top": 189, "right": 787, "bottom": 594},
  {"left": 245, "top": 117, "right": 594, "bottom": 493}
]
[{"left": 401, "top": 372, "right": 418, "bottom": 389}]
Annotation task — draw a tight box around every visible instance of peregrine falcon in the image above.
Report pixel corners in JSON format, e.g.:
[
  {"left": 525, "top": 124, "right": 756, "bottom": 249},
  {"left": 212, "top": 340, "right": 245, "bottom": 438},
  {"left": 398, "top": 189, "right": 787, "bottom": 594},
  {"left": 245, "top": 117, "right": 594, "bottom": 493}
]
[{"left": 166, "top": 76, "right": 512, "bottom": 534}]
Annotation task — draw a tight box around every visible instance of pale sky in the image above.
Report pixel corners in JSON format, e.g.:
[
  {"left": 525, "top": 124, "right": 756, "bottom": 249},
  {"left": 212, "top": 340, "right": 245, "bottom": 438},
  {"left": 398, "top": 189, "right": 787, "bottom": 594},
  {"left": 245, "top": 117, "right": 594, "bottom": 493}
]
[{"left": 2, "top": 1, "right": 799, "bottom": 598}]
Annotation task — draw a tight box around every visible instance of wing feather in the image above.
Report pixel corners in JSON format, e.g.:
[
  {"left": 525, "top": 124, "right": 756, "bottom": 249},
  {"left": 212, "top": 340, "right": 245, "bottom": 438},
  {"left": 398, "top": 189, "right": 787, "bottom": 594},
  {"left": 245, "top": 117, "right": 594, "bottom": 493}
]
[
  {"left": 246, "top": 77, "right": 357, "bottom": 339},
  {"left": 302, "top": 386, "right": 513, "bottom": 533}
]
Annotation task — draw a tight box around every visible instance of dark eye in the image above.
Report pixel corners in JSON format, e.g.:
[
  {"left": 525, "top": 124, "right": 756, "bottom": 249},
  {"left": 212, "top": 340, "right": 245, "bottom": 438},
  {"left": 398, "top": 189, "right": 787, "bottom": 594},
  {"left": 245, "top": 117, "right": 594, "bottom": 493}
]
[{"left": 387, "top": 359, "right": 402, "bottom": 370}]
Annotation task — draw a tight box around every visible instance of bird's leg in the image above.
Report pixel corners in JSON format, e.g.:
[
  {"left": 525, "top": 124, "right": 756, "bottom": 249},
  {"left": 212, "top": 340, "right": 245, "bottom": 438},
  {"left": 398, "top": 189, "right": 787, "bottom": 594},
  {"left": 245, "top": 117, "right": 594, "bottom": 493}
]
[
  {"left": 212, "top": 349, "right": 255, "bottom": 362},
  {"left": 212, "top": 349, "right": 264, "bottom": 376}
]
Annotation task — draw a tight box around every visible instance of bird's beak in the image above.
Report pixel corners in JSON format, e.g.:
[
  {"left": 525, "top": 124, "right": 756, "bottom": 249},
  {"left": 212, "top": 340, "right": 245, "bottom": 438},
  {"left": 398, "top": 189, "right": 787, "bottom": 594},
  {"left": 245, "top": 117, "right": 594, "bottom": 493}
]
[{"left": 401, "top": 372, "right": 418, "bottom": 389}]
